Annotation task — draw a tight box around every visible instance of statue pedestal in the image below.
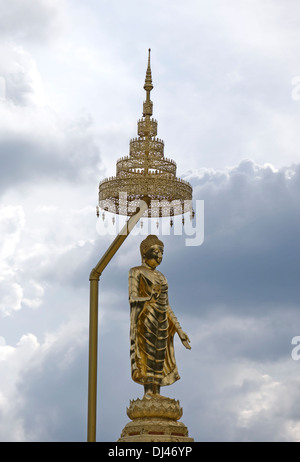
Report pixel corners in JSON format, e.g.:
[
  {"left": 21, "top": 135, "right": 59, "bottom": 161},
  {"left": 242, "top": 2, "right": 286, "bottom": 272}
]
[{"left": 118, "top": 396, "right": 194, "bottom": 442}]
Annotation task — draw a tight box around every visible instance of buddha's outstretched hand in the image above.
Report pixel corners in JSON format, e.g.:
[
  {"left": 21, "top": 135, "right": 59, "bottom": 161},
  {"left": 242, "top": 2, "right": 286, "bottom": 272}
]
[{"left": 178, "top": 329, "right": 191, "bottom": 349}]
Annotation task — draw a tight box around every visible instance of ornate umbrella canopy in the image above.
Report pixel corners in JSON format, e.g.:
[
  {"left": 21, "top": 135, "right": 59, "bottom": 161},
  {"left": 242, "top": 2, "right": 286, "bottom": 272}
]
[{"left": 98, "top": 49, "right": 193, "bottom": 218}]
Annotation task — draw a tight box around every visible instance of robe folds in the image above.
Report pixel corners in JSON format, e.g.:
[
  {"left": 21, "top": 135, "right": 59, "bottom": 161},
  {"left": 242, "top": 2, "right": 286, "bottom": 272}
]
[{"left": 128, "top": 265, "right": 181, "bottom": 387}]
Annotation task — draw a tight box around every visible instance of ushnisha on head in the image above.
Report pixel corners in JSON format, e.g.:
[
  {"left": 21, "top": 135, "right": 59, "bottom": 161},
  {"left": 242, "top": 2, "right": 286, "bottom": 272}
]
[{"left": 140, "top": 235, "right": 164, "bottom": 269}]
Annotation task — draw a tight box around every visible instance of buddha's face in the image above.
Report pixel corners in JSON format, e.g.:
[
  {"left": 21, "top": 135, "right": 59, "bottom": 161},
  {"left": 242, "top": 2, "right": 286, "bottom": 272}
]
[{"left": 144, "top": 245, "right": 164, "bottom": 269}]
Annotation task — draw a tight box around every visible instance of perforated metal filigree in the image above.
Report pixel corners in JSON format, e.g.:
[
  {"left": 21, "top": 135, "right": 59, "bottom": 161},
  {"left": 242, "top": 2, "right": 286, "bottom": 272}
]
[{"left": 98, "top": 49, "right": 193, "bottom": 218}]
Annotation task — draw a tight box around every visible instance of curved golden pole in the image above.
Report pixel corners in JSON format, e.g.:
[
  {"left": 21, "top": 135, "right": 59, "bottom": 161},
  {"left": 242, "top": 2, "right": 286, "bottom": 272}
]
[{"left": 87, "top": 199, "right": 149, "bottom": 442}]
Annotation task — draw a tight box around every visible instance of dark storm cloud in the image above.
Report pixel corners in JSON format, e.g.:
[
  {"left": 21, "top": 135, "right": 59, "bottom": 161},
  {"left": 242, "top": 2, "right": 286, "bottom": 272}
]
[
  {"left": 163, "top": 160, "right": 300, "bottom": 315},
  {"left": 44, "top": 157, "right": 300, "bottom": 324},
  {"left": 188, "top": 370, "right": 300, "bottom": 442},
  {"left": 13, "top": 329, "right": 88, "bottom": 442},
  {"left": 0, "top": 109, "right": 103, "bottom": 194},
  {"left": 0, "top": 2, "right": 103, "bottom": 195}
]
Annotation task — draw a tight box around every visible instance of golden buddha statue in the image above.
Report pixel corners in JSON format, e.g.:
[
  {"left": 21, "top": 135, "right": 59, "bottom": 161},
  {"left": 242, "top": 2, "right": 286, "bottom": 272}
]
[{"left": 128, "top": 235, "right": 191, "bottom": 398}]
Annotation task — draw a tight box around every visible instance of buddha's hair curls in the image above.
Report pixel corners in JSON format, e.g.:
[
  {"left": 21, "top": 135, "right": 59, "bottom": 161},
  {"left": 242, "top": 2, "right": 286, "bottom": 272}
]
[{"left": 140, "top": 235, "right": 164, "bottom": 258}]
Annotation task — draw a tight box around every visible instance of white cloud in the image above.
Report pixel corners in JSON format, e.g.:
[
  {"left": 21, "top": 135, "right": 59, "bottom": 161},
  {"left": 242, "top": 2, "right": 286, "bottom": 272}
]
[
  {"left": 0, "top": 101, "right": 102, "bottom": 195},
  {"left": 22, "top": 280, "right": 45, "bottom": 310},
  {"left": 0, "top": 205, "right": 25, "bottom": 316},
  {"left": 0, "top": 313, "right": 88, "bottom": 442},
  {"left": 0, "top": 333, "right": 40, "bottom": 441},
  {"left": 0, "top": 42, "right": 46, "bottom": 106},
  {"left": 0, "top": 205, "right": 25, "bottom": 260},
  {"left": 0, "top": 0, "right": 66, "bottom": 42},
  {"left": 0, "top": 281, "right": 23, "bottom": 317}
]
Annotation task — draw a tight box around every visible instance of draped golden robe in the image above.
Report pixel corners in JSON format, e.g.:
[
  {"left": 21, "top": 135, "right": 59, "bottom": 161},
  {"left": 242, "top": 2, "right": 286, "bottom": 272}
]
[{"left": 128, "top": 265, "right": 181, "bottom": 387}]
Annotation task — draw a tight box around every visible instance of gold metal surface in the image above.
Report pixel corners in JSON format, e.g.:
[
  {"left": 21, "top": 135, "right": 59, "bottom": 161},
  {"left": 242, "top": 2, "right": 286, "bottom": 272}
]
[
  {"left": 129, "top": 235, "right": 191, "bottom": 397},
  {"left": 127, "top": 396, "right": 183, "bottom": 420},
  {"left": 87, "top": 201, "right": 148, "bottom": 442},
  {"left": 118, "top": 234, "right": 193, "bottom": 442},
  {"left": 87, "top": 50, "right": 194, "bottom": 442},
  {"left": 99, "top": 49, "right": 193, "bottom": 217},
  {"left": 118, "top": 394, "right": 193, "bottom": 442}
]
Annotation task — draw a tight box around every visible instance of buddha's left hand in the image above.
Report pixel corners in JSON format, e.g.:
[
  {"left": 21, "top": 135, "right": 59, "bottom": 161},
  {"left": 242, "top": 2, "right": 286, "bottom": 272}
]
[{"left": 178, "top": 330, "right": 191, "bottom": 350}]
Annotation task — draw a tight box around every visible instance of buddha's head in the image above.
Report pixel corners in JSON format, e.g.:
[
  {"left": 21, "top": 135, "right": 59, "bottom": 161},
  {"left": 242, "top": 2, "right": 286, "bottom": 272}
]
[{"left": 140, "top": 235, "right": 164, "bottom": 269}]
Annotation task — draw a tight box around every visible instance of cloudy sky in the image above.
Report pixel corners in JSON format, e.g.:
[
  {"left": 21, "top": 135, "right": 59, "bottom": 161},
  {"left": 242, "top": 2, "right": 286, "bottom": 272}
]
[{"left": 1, "top": 0, "right": 300, "bottom": 442}]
